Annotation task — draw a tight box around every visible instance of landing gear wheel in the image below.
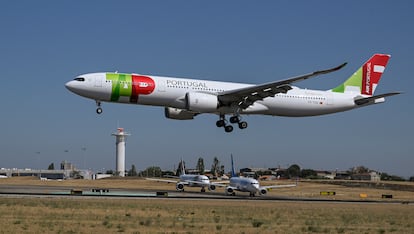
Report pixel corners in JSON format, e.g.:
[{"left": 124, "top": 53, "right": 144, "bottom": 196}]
[
  {"left": 238, "top": 121, "right": 248, "bottom": 129},
  {"left": 224, "top": 125, "right": 233, "bottom": 133},
  {"left": 201, "top": 188, "right": 206, "bottom": 193},
  {"left": 216, "top": 119, "right": 225, "bottom": 128},
  {"left": 229, "top": 116, "right": 239, "bottom": 123}
]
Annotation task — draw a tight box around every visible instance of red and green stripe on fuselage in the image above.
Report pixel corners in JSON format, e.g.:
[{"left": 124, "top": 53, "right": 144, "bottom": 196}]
[{"left": 106, "top": 73, "right": 156, "bottom": 103}]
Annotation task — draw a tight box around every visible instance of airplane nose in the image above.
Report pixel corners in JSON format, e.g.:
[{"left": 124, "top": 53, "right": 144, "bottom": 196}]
[
  {"left": 65, "top": 80, "right": 85, "bottom": 94},
  {"left": 65, "top": 81, "right": 76, "bottom": 92}
]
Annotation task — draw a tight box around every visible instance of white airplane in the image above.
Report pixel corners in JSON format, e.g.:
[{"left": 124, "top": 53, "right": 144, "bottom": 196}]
[
  {"left": 219, "top": 155, "right": 297, "bottom": 197},
  {"left": 66, "top": 54, "right": 400, "bottom": 132},
  {"left": 146, "top": 160, "right": 218, "bottom": 192}
]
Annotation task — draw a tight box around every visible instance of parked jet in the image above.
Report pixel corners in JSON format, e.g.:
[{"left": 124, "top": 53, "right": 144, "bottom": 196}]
[
  {"left": 146, "top": 160, "right": 218, "bottom": 192},
  {"left": 66, "top": 54, "right": 399, "bottom": 132},
  {"left": 222, "top": 155, "right": 297, "bottom": 197}
]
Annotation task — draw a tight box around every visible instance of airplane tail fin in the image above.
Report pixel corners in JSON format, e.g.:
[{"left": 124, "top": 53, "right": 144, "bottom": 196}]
[
  {"left": 179, "top": 158, "right": 186, "bottom": 175},
  {"left": 230, "top": 154, "right": 237, "bottom": 177},
  {"left": 331, "top": 54, "right": 391, "bottom": 96}
]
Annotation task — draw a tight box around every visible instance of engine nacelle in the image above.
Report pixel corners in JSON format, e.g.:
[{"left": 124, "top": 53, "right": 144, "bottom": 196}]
[
  {"left": 176, "top": 183, "right": 185, "bottom": 191},
  {"left": 186, "top": 92, "right": 218, "bottom": 112},
  {"left": 164, "top": 107, "right": 196, "bottom": 120},
  {"left": 226, "top": 187, "right": 234, "bottom": 195},
  {"left": 259, "top": 188, "right": 267, "bottom": 195},
  {"left": 208, "top": 184, "right": 216, "bottom": 191}
]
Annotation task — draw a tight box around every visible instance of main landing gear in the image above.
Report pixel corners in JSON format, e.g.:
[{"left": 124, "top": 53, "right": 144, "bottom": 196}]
[
  {"left": 216, "top": 114, "right": 248, "bottom": 133},
  {"left": 96, "top": 100, "right": 103, "bottom": 114}
]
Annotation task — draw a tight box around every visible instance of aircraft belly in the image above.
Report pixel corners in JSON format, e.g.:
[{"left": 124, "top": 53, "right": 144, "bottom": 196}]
[
  {"left": 107, "top": 85, "right": 185, "bottom": 108},
  {"left": 262, "top": 95, "right": 355, "bottom": 117},
  {"left": 83, "top": 86, "right": 112, "bottom": 101},
  {"left": 241, "top": 102, "right": 269, "bottom": 114},
  {"left": 139, "top": 91, "right": 186, "bottom": 108}
]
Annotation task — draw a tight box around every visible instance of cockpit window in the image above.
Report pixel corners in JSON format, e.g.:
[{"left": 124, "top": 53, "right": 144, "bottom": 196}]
[{"left": 74, "top": 77, "right": 85, "bottom": 81}]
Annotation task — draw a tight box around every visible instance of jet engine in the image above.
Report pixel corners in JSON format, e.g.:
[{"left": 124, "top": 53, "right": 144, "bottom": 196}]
[
  {"left": 208, "top": 184, "right": 216, "bottom": 191},
  {"left": 259, "top": 188, "right": 267, "bottom": 195},
  {"left": 186, "top": 92, "right": 218, "bottom": 112},
  {"left": 176, "top": 183, "right": 185, "bottom": 191},
  {"left": 164, "top": 107, "right": 196, "bottom": 120},
  {"left": 225, "top": 187, "right": 234, "bottom": 195}
]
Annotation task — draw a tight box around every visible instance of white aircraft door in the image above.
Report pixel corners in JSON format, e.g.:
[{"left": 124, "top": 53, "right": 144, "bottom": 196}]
[
  {"left": 94, "top": 76, "right": 102, "bottom": 87},
  {"left": 326, "top": 93, "right": 333, "bottom": 105},
  {"left": 157, "top": 79, "right": 166, "bottom": 92}
]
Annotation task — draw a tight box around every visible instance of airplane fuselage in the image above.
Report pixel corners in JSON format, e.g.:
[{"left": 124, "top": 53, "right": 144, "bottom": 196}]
[
  {"left": 66, "top": 54, "right": 397, "bottom": 132},
  {"left": 180, "top": 174, "right": 210, "bottom": 188},
  {"left": 229, "top": 177, "right": 260, "bottom": 194},
  {"left": 66, "top": 72, "right": 359, "bottom": 117}
]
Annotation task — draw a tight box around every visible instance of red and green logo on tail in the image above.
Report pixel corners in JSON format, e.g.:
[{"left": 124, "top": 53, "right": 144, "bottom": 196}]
[{"left": 332, "top": 54, "right": 390, "bottom": 96}]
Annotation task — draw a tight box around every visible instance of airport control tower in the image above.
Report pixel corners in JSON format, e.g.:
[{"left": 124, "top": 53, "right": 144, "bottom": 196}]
[{"left": 111, "top": 128, "right": 130, "bottom": 177}]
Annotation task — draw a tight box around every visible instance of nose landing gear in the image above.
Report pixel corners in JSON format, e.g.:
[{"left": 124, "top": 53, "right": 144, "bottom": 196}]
[{"left": 96, "top": 101, "right": 103, "bottom": 114}]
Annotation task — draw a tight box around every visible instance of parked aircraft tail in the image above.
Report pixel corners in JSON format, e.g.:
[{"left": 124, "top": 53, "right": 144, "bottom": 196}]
[
  {"left": 331, "top": 54, "right": 391, "bottom": 96},
  {"left": 230, "top": 154, "right": 237, "bottom": 177},
  {"left": 179, "top": 158, "right": 186, "bottom": 175}
]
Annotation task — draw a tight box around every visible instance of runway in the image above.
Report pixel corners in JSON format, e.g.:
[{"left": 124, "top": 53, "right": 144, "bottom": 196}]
[{"left": 0, "top": 184, "right": 411, "bottom": 204}]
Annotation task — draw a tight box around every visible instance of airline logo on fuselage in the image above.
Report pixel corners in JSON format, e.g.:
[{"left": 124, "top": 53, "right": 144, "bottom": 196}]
[
  {"left": 166, "top": 79, "right": 208, "bottom": 88},
  {"left": 365, "top": 62, "right": 371, "bottom": 95},
  {"left": 106, "top": 73, "right": 155, "bottom": 103},
  {"left": 138, "top": 82, "right": 149, "bottom": 88}
]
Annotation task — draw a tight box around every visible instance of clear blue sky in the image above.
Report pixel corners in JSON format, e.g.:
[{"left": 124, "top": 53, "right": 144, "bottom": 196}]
[{"left": 1, "top": 1, "right": 412, "bottom": 177}]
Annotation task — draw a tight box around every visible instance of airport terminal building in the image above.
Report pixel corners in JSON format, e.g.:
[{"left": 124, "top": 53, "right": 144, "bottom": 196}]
[
  {"left": 0, "top": 161, "right": 92, "bottom": 180},
  {"left": 0, "top": 168, "right": 68, "bottom": 180}
]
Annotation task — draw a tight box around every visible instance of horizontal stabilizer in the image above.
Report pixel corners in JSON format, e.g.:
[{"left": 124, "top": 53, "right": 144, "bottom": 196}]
[{"left": 354, "top": 92, "right": 401, "bottom": 106}]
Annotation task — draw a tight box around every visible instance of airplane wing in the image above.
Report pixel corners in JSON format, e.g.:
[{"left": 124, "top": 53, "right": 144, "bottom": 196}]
[
  {"left": 146, "top": 177, "right": 227, "bottom": 187},
  {"left": 163, "top": 175, "right": 180, "bottom": 179},
  {"left": 180, "top": 179, "right": 205, "bottom": 185},
  {"left": 178, "top": 180, "right": 228, "bottom": 187},
  {"left": 207, "top": 181, "right": 229, "bottom": 187},
  {"left": 218, "top": 62, "right": 347, "bottom": 109},
  {"left": 145, "top": 177, "right": 188, "bottom": 185},
  {"left": 261, "top": 183, "right": 297, "bottom": 190}
]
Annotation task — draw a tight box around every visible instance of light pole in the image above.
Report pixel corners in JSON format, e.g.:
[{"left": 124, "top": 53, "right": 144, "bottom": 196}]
[{"left": 81, "top": 147, "right": 86, "bottom": 170}]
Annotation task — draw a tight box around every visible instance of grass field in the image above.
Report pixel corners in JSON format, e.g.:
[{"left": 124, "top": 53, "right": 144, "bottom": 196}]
[
  {"left": 0, "top": 177, "right": 413, "bottom": 233},
  {"left": 0, "top": 197, "right": 413, "bottom": 233}
]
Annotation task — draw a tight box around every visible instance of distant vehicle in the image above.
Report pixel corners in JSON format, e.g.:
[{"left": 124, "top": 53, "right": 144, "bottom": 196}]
[
  {"left": 220, "top": 155, "right": 297, "bottom": 197},
  {"left": 66, "top": 54, "right": 399, "bottom": 132},
  {"left": 146, "top": 159, "right": 221, "bottom": 192}
]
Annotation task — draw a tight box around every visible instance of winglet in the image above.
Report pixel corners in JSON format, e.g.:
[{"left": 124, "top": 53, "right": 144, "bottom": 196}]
[{"left": 315, "top": 62, "right": 347, "bottom": 76}]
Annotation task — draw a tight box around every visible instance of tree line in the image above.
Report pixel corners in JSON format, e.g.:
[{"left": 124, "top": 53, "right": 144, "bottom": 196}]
[
  {"left": 49, "top": 157, "right": 413, "bottom": 181},
  {"left": 124, "top": 157, "right": 226, "bottom": 178},
  {"left": 127, "top": 162, "right": 413, "bottom": 182}
]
